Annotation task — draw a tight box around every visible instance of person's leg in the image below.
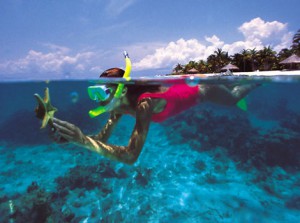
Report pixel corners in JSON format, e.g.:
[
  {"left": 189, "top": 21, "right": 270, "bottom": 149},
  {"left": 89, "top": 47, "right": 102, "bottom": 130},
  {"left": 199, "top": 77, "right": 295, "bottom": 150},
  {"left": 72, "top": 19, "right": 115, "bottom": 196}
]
[
  {"left": 230, "top": 84, "right": 260, "bottom": 102},
  {"left": 199, "top": 84, "right": 259, "bottom": 106}
]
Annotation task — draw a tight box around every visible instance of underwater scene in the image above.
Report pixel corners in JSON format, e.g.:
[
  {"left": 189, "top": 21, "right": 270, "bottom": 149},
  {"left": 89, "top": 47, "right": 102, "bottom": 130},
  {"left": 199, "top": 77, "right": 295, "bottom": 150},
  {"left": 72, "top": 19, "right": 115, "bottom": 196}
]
[{"left": 0, "top": 77, "right": 300, "bottom": 223}]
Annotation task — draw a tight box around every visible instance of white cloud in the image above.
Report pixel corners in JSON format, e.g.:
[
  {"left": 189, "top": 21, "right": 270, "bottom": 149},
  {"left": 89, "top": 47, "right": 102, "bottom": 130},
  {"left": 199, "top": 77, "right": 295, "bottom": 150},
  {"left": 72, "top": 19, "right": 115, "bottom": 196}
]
[
  {"left": 134, "top": 17, "right": 293, "bottom": 71},
  {"left": 134, "top": 38, "right": 207, "bottom": 70},
  {"left": 0, "top": 17, "right": 294, "bottom": 79},
  {"left": 0, "top": 45, "right": 95, "bottom": 78},
  {"left": 133, "top": 36, "right": 227, "bottom": 70},
  {"left": 205, "top": 35, "right": 224, "bottom": 46},
  {"left": 105, "top": 0, "right": 136, "bottom": 17},
  {"left": 274, "top": 32, "right": 294, "bottom": 52},
  {"left": 41, "top": 43, "right": 70, "bottom": 54},
  {"left": 238, "top": 17, "right": 286, "bottom": 41},
  {"left": 237, "top": 17, "right": 293, "bottom": 52}
]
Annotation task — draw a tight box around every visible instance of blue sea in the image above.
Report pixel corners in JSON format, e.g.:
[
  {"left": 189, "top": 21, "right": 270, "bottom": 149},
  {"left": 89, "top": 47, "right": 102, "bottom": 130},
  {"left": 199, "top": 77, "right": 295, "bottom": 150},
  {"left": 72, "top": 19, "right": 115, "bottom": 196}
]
[{"left": 0, "top": 75, "right": 300, "bottom": 222}]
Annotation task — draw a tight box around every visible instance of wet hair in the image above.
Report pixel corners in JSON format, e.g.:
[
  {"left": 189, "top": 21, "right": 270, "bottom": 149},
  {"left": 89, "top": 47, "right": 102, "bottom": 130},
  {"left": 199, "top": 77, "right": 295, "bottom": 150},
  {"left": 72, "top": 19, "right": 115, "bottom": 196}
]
[
  {"left": 100, "top": 68, "right": 125, "bottom": 78},
  {"left": 100, "top": 68, "right": 161, "bottom": 108}
]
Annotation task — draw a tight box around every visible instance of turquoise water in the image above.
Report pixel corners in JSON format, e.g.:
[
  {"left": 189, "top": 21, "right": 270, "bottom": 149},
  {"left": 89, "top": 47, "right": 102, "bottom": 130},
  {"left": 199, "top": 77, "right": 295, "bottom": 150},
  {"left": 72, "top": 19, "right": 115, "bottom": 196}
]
[{"left": 0, "top": 78, "right": 300, "bottom": 222}]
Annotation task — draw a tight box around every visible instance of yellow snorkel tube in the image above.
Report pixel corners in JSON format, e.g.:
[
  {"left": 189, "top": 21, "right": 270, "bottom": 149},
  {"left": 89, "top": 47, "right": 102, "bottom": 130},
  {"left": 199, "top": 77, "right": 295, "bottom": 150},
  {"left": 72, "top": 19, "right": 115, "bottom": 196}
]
[
  {"left": 88, "top": 51, "right": 132, "bottom": 118},
  {"left": 113, "top": 51, "right": 132, "bottom": 98}
]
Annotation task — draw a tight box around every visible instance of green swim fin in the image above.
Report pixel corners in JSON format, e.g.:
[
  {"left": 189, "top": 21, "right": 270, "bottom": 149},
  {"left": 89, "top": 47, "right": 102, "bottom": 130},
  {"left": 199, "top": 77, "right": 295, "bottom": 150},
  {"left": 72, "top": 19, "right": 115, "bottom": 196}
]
[{"left": 236, "top": 98, "right": 247, "bottom": 111}]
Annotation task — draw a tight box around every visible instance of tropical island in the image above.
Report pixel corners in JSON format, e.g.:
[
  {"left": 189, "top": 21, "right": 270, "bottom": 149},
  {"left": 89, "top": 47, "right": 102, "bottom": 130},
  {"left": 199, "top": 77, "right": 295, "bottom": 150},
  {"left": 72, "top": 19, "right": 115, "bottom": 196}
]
[{"left": 172, "top": 29, "right": 300, "bottom": 74}]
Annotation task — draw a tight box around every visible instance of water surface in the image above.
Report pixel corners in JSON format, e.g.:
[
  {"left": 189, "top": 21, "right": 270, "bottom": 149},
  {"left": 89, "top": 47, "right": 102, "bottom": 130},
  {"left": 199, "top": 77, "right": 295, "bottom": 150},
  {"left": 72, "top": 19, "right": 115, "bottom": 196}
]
[{"left": 0, "top": 75, "right": 299, "bottom": 222}]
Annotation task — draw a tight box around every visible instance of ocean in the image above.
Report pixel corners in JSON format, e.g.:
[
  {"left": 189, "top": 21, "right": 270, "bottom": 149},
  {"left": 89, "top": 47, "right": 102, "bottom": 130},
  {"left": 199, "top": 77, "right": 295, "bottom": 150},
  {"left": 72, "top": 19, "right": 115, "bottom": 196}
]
[{"left": 0, "top": 74, "right": 299, "bottom": 222}]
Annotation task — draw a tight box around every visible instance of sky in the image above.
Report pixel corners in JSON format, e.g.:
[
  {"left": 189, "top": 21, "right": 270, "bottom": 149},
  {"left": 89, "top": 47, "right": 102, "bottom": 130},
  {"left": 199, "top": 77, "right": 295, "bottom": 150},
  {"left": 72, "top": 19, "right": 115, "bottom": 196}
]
[{"left": 0, "top": 0, "right": 299, "bottom": 80}]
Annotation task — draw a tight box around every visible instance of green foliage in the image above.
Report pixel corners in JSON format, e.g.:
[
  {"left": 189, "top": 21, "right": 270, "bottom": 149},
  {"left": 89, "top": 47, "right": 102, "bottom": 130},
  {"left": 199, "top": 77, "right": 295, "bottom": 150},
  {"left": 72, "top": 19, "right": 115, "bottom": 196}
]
[
  {"left": 292, "top": 29, "right": 300, "bottom": 55},
  {"left": 172, "top": 29, "right": 300, "bottom": 74}
]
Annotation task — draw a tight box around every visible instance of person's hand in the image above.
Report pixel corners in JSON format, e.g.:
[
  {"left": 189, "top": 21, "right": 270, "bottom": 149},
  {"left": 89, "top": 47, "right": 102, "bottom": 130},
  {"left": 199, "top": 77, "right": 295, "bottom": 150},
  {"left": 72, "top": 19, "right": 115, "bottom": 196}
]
[{"left": 52, "top": 118, "right": 85, "bottom": 145}]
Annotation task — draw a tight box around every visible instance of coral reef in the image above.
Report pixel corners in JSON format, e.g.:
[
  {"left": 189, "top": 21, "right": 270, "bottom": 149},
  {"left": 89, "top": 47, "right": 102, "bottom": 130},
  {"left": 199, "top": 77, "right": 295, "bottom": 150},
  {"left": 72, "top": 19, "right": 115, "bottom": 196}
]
[
  {"left": 0, "top": 154, "right": 126, "bottom": 221},
  {"left": 280, "top": 111, "right": 300, "bottom": 132},
  {"left": 0, "top": 182, "right": 74, "bottom": 223},
  {"left": 164, "top": 105, "right": 300, "bottom": 171},
  {"left": 55, "top": 161, "right": 127, "bottom": 192}
]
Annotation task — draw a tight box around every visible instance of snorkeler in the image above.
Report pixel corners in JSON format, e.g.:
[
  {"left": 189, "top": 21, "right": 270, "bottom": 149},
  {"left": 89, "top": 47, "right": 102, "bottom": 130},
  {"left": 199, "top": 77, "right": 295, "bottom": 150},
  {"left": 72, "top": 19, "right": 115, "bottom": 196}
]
[{"left": 35, "top": 53, "right": 259, "bottom": 164}]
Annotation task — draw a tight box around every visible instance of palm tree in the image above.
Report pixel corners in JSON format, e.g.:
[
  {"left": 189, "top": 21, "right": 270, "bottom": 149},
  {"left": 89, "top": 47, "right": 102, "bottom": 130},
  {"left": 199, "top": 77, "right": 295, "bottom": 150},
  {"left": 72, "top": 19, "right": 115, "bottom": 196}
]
[
  {"left": 277, "top": 48, "right": 294, "bottom": 70},
  {"left": 257, "top": 46, "right": 277, "bottom": 70},
  {"left": 174, "top": 30, "right": 300, "bottom": 73},
  {"left": 231, "top": 53, "right": 243, "bottom": 71},
  {"left": 173, "top": 63, "right": 184, "bottom": 74},
  {"left": 197, "top": 60, "right": 208, "bottom": 73},
  {"left": 203, "top": 48, "right": 231, "bottom": 72},
  {"left": 240, "top": 49, "right": 249, "bottom": 71},
  {"left": 248, "top": 48, "right": 259, "bottom": 71},
  {"left": 206, "top": 54, "right": 218, "bottom": 73},
  {"left": 213, "top": 48, "right": 230, "bottom": 71},
  {"left": 278, "top": 48, "right": 292, "bottom": 58},
  {"left": 292, "top": 29, "right": 300, "bottom": 55},
  {"left": 183, "top": 60, "right": 198, "bottom": 73}
]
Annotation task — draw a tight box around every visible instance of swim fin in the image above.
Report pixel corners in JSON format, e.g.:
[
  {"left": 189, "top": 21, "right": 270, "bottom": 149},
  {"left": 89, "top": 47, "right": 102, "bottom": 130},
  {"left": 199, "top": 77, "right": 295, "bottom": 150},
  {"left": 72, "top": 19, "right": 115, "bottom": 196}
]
[{"left": 236, "top": 98, "right": 247, "bottom": 111}]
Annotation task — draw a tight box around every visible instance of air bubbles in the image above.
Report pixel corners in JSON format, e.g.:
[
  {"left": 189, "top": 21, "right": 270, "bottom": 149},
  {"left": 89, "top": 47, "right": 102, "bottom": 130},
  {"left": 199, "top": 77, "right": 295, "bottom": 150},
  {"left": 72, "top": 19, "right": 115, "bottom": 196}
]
[
  {"left": 70, "top": 91, "right": 79, "bottom": 103},
  {"left": 185, "top": 76, "right": 200, "bottom": 87}
]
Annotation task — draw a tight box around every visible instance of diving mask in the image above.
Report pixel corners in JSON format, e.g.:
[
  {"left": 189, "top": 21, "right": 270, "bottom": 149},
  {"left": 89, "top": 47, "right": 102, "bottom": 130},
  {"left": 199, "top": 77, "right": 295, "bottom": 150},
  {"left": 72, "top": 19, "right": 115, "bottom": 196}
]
[
  {"left": 87, "top": 85, "right": 112, "bottom": 102},
  {"left": 88, "top": 51, "right": 131, "bottom": 118}
]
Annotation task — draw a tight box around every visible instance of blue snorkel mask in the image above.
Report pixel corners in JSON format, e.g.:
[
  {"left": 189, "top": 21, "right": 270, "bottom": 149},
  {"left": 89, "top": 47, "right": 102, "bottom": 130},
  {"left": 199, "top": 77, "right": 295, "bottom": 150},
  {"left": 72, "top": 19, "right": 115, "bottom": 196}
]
[{"left": 87, "top": 51, "right": 132, "bottom": 118}]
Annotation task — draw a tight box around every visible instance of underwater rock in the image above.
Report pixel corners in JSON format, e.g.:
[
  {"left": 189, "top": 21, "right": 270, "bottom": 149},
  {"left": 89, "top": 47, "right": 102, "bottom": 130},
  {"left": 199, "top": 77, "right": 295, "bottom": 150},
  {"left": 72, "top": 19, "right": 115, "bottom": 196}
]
[
  {"left": 134, "top": 167, "right": 152, "bottom": 186},
  {"left": 204, "top": 172, "right": 219, "bottom": 184},
  {"left": 194, "top": 160, "right": 207, "bottom": 172},
  {"left": 164, "top": 107, "right": 300, "bottom": 171},
  {"left": 61, "top": 205, "right": 75, "bottom": 222},
  {"left": 55, "top": 161, "right": 127, "bottom": 192},
  {"left": 0, "top": 182, "right": 76, "bottom": 222},
  {"left": 27, "top": 181, "right": 39, "bottom": 193},
  {"left": 0, "top": 182, "right": 52, "bottom": 223},
  {"left": 280, "top": 112, "right": 300, "bottom": 132},
  {"left": 285, "top": 195, "right": 300, "bottom": 210},
  {"left": 257, "top": 128, "right": 300, "bottom": 169}
]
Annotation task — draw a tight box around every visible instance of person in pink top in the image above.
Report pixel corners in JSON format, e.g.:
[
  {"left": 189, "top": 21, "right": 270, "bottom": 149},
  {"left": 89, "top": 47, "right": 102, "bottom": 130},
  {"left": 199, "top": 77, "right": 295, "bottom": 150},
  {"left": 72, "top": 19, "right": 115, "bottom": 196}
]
[{"left": 52, "top": 68, "right": 258, "bottom": 164}]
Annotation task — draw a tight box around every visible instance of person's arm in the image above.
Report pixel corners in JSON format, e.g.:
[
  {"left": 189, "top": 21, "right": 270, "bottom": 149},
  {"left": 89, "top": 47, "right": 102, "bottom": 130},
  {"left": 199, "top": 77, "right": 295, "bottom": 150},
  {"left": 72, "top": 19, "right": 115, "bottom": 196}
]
[
  {"left": 90, "top": 112, "right": 122, "bottom": 143},
  {"left": 52, "top": 98, "right": 153, "bottom": 164},
  {"left": 51, "top": 112, "right": 121, "bottom": 144}
]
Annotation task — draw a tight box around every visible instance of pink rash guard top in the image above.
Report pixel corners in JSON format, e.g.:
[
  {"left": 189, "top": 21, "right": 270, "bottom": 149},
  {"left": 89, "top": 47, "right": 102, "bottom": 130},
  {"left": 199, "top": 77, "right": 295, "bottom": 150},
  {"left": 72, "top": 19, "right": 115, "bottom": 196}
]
[{"left": 138, "top": 84, "right": 199, "bottom": 123}]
